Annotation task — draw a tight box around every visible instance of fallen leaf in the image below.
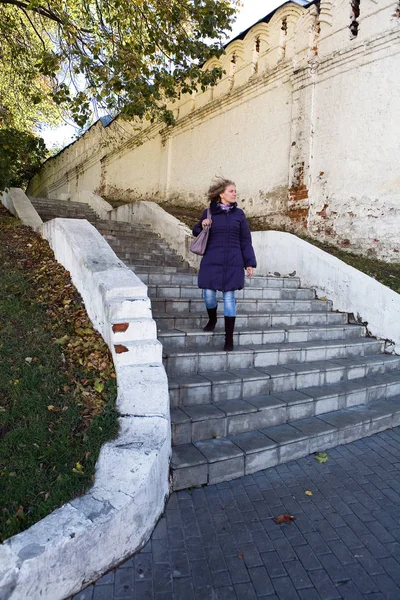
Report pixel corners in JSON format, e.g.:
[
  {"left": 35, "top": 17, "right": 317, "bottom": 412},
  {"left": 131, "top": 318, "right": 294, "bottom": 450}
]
[
  {"left": 274, "top": 514, "right": 295, "bottom": 525},
  {"left": 238, "top": 552, "right": 243, "bottom": 559},
  {"left": 305, "top": 490, "right": 313, "bottom": 496},
  {"left": 314, "top": 452, "right": 329, "bottom": 464},
  {"left": 94, "top": 381, "right": 104, "bottom": 393},
  {"left": 72, "top": 462, "right": 84, "bottom": 476},
  {"left": 15, "top": 506, "right": 25, "bottom": 520},
  {"left": 54, "top": 335, "right": 69, "bottom": 345}
]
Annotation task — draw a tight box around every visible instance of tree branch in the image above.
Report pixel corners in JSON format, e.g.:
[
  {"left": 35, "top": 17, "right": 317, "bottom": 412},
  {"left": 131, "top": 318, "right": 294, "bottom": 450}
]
[{"left": 0, "top": 0, "right": 64, "bottom": 24}]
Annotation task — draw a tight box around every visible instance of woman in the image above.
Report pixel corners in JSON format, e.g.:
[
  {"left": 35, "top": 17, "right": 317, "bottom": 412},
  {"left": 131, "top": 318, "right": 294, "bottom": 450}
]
[{"left": 192, "top": 178, "right": 257, "bottom": 351}]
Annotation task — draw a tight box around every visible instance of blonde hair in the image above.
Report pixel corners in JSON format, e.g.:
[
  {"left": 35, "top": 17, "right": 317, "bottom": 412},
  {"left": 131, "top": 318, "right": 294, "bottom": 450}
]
[{"left": 207, "top": 178, "right": 235, "bottom": 203}]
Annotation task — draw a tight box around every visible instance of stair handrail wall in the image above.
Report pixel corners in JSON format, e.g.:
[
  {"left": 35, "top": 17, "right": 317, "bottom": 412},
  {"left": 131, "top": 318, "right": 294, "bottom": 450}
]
[
  {"left": 105, "top": 197, "right": 400, "bottom": 355},
  {"left": 70, "top": 190, "right": 114, "bottom": 219},
  {"left": 107, "top": 200, "right": 201, "bottom": 269},
  {"left": 1, "top": 188, "right": 43, "bottom": 230},
  {"left": 0, "top": 196, "right": 171, "bottom": 599},
  {"left": 252, "top": 231, "right": 400, "bottom": 354}
]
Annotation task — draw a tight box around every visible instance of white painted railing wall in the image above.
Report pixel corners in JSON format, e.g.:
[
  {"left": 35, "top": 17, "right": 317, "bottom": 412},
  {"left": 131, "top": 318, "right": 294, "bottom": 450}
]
[
  {"left": 0, "top": 192, "right": 170, "bottom": 600},
  {"left": 252, "top": 231, "right": 400, "bottom": 354},
  {"left": 108, "top": 200, "right": 201, "bottom": 270}
]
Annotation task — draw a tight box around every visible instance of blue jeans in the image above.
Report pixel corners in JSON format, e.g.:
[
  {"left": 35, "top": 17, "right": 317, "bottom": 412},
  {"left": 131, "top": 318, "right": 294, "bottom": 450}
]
[{"left": 203, "top": 289, "right": 236, "bottom": 317}]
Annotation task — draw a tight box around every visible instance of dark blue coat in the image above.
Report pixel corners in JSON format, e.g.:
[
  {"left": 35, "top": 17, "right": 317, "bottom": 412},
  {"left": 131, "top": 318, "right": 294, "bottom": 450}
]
[{"left": 192, "top": 201, "right": 257, "bottom": 292}]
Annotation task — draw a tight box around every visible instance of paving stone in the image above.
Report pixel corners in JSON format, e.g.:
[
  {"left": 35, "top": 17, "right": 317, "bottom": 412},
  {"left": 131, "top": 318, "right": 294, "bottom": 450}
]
[
  {"left": 225, "top": 555, "right": 251, "bottom": 584},
  {"left": 271, "top": 576, "right": 301, "bottom": 600},
  {"left": 115, "top": 567, "right": 134, "bottom": 599},
  {"left": 260, "top": 551, "right": 286, "bottom": 578},
  {"left": 135, "top": 580, "right": 154, "bottom": 600},
  {"left": 93, "top": 586, "right": 114, "bottom": 600},
  {"left": 211, "top": 570, "right": 232, "bottom": 588},
  {"left": 232, "top": 582, "right": 258, "bottom": 599},
  {"left": 309, "top": 570, "right": 342, "bottom": 600},
  {"left": 248, "top": 566, "right": 274, "bottom": 597},
  {"left": 71, "top": 429, "right": 400, "bottom": 600},
  {"left": 295, "top": 545, "right": 323, "bottom": 571},
  {"left": 135, "top": 554, "right": 153, "bottom": 579}
]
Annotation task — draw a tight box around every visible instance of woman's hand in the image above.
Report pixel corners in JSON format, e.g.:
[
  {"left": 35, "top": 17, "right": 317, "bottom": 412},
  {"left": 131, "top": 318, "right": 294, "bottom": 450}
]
[
  {"left": 246, "top": 266, "right": 254, "bottom": 278},
  {"left": 202, "top": 219, "right": 212, "bottom": 228}
]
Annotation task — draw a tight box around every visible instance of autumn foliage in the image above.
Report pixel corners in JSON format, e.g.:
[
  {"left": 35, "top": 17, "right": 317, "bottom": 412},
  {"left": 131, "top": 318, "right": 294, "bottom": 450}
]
[{"left": 0, "top": 206, "right": 118, "bottom": 541}]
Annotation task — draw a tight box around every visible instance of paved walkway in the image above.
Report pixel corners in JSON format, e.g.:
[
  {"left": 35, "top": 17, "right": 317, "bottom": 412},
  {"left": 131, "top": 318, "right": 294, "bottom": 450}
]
[{"left": 70, "top": 428, "right": 400, "bottom": 600}]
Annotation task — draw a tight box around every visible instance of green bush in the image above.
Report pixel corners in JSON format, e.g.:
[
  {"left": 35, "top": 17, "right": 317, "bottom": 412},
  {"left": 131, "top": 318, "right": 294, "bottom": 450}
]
[{"left": 0, "top": 128, "right": 47, "bottom": 191}]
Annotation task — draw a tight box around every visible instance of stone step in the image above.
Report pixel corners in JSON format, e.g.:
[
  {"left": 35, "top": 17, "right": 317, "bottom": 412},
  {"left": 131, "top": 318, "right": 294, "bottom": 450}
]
[
  {"left": 128, "top": 264, "right": 196, "bottom": 274},
  {"left": 170, "top": 397, "right": 400, "bottom": 489},
  {"left": 30, "top": 197, "right": 94, "bottom": 210},
  {"left": 158, "top": 324, "right": 366, "bottom": 351},
  {"left": 168, "top": 354, "right": 400, "bottom": 407},
  {"left": 137, "top": 272, "right": 301, "bottom": 288},
  {"left": 105, "top": 238, "right": 170, "bottom": 250},
  {"left": 31, "top": 203, "right": 96, "bottom": 212},
  {"left": 163, "top": 338, "right": 383, "bottom": 376},
  {"left": 118, "top": 250, "right": 183, "bottom": 262},
  {"left": 151, "top": 297, "right": 333, "bottom": 315},
  {"left": 147, "top": 284, "right": 314, "bottom": 301},
  {"left": 171, "top": 370, "right": 400, "bottom": 445},
  {"left": 37, "top": 210, "right": 97, "bottom": 219},
  {"left": 33, "top": 206, "right": 96, "bottom": 214},
  {"left": 155, "top": 310, "right": 348, "bottom": 331},
  {"left": 96, "top": 222, "right": 153, "bottom": 233},
  {"left": 100, "top": 229, "right": 157, "bottom": 239}
]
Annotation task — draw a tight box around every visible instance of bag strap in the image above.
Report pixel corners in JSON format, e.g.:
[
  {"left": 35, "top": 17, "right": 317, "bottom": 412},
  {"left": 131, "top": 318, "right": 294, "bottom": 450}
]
[{"left": 207, "top": 208, "right": 211, "bottom": 222}]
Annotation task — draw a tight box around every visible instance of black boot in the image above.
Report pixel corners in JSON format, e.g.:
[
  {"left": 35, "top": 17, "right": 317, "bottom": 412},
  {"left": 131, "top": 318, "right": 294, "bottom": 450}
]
[
  {"left": 224, "top": 316, "right": 236, "bottom": 351},
  {"left": 203, "top": 307, "right": 217, "bottom": 332}
]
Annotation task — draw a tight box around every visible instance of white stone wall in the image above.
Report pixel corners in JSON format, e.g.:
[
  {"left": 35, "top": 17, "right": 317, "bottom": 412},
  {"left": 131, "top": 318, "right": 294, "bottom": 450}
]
[
  {"left": 0, "top": 215, "right": 170, "bottom": 600},
  {"left": 252, "top": 230, "right": 400, "bottom": 354},
  {"left": 28, "top": 0, "right": 400, "bottom": 261}
]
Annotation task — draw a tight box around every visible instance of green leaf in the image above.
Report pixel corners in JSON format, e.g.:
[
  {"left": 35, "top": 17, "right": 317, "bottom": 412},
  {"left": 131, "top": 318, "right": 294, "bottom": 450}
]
[
  {"left": 314, "top": 452, "right": 329, "bottom": 464},
  {"left": 94, "top": 381, "right": 104, "bottom": 393},
  {"left": 54, "top": 335, "right": 69, "bottom": 345}
]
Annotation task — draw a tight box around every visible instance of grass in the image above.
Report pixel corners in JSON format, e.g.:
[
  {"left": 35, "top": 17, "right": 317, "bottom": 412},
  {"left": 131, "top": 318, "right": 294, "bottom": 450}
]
[{"left": 0, "top": 207, "right": 119, "bottom": 542}]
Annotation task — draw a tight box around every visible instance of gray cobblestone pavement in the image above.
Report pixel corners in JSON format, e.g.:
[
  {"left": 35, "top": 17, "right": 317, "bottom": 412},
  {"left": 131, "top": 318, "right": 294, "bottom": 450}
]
[{"left": 70, "top": 428, "right": 400, "bottom": 600}]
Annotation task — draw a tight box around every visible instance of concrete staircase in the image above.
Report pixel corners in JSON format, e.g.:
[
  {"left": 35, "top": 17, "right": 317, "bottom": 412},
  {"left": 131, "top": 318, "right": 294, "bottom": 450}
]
[
  {"left": 29, "top": 196, "right": 99, "bottom": 222},
  {"left": 31, "top": 197, "right": 400, "bottom": 491}
]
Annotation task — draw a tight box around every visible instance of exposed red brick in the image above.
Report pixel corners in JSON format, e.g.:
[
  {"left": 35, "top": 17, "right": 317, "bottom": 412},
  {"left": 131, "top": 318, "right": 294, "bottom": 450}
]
[
  {"left": 114, "top": 344, "right": 129, "bottom": 354},
  {"left": 286, "top": 208, "right": 308, "bottom": 227},
  {"left": 112, "top": 323, "right": 129, "bottom": 333},
  {"left": 317, "top": 203, "right": 329, "bottom": 218}
]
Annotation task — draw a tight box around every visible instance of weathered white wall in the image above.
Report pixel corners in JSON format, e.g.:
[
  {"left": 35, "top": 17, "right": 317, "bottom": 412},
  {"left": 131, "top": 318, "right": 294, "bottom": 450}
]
[
  {"left": 28, "top": 0, "right": 400, "bottom": 261},
  {"left": 253, "top": 230, "right": 400, "bottom": 354},
  {"left": 1, "top": 188, "right": 42, "bottom": 230},
  {"left": 0, "top": 216, "right": 170, "bottom": 600}
]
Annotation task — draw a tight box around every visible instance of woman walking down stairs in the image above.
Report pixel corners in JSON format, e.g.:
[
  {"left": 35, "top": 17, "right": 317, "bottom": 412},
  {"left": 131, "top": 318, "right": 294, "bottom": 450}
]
[{"left": 30, "top": 196, "right": 400, "bottom": 491}]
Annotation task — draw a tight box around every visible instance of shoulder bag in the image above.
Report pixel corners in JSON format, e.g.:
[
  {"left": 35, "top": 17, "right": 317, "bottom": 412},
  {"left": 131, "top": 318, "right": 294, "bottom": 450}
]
[{"left": 190, "top": 208, "right": 211, "bottom": 256}]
